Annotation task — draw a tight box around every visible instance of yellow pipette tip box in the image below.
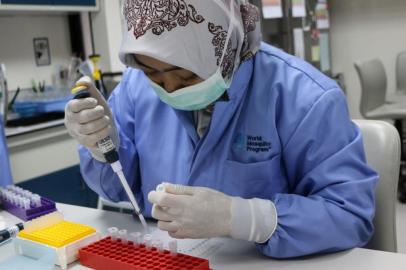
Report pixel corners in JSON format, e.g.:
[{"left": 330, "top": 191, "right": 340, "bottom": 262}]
[{"left": 19, "top": 221, "right": 96, "bottom": 248}]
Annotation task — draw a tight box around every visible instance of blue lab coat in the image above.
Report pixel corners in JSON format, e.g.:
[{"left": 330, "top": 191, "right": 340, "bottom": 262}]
[
  {"left": 79, "top": 43, "right": 378, "bottom": 258},
  {"left": 0, "top": 118, "right": 12, "bottom": 186}
]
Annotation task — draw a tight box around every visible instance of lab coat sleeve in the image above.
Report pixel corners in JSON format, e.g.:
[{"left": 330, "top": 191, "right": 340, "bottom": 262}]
[
  {"left": 257, "top": 88, "right": 378, "bottom": 258},
  {"left": 79, "top": 72, "right": 140, "bottom": 203}
]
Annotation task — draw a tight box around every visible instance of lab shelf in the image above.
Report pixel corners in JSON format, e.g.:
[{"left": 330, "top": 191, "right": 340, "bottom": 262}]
[{"left": 79, "top": 237, "right": 210, "bottom": 270}]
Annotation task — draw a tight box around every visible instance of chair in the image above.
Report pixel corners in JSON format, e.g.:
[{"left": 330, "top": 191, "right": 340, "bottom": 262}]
[
  {"left": 355, "top": 59, "right": 406, "bottom": 115},
  {"left": 354, "top": 120, "right": 399, "bottom": 252},
  {"left": 396, "top": 51, "right": 406, "bottom": 92},
  {"left": 355, "top": 58, "right": 406, "bottom": 104},
  {"left": 355, "top": 59, "right": 406, "bottom": 202}
]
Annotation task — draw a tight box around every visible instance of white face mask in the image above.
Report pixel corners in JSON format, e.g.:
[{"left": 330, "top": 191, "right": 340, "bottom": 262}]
[{"left": 148, "top": 1, "right": 237, "bottom": 111}]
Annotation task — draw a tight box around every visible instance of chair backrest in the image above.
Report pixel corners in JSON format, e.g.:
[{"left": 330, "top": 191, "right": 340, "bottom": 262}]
[
  {"left": 354, "top": 59, "right": 387, "bottom": 117},
  {"left": 396, "top": 51, "right": 406, "bottom": 92},
  {"left": 353, "top": 119, "right": 399, "bottom": 252}
]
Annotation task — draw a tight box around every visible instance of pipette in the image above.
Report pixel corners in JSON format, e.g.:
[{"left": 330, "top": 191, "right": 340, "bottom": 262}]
[
  {"left": 0, "top": 223, "right": 24, "bottom": 246},
  {"left": 71, "top": 84, "right": 149, "bottom": 232}
]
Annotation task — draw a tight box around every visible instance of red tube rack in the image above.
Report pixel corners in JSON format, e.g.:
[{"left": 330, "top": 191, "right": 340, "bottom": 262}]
[{"left": 79, "top": 237, "right": 210, "bottom": 270}]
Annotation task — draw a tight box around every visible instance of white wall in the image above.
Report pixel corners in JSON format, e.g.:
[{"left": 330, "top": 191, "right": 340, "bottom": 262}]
[
  {"left": 91, "top": 0, "right": 125, "bottom": 72},
  {"left": 330, "top": 0, "right": 406, "bottom": 118},
  {"left": 0, "top": 14, "right": 72, "bottom": 91}
]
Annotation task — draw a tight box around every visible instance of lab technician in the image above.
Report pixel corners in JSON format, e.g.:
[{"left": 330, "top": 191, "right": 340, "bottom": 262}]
[{"left": 65, "top": 0, "right": 378, "bottom": 258}]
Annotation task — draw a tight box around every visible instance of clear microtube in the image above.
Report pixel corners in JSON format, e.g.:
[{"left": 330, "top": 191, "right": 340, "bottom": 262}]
[
  {"left": 168, "top": 240, "right": 178, "bottom": 256},
  {"left": 11, "top": 194, "right": 17, "bottom": 205},
  {"left": 33, "top": 195, "right": 42, "bottom": 207},
  {"left": 152, "top": 239, "right": 164, "bottom": 252},
  {"left": 18, "top": 197, "right": 23, "bottom": 207},
  {"left": 23, "top": 190, "right": 31, "bottom": 198},
  {"left": 107, "top": 227, "right": 119, "bottom": 241},
  {"left": 23, "top": 198, "right": 31, "bottom": 210},
  {"left": 15, "top": 196, "right": 20, "bottom": 206},
  {"left": 130, "top": 232, "right": 142, "bottom": 246},
  {"left": 118, "top": 229, "right": 128, "bottom": 244},
  {"left": 8, "top": 192, "right": 14, "bottom": 202},
  {"left": 143, "top": 234, "right": 153, "bottom": 249}
]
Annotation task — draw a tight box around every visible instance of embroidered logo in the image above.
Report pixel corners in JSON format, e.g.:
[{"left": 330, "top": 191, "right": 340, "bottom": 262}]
[
  {"left": 233, "top": 134, "right": 272, "bottom": 153},
  {"left": 124, "top": 0, "right": 205, "bottom": 39}
]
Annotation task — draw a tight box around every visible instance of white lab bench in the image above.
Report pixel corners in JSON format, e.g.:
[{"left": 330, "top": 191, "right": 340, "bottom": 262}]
[{"left": 1, "top": 203, "right": 406, "bottom": 270}]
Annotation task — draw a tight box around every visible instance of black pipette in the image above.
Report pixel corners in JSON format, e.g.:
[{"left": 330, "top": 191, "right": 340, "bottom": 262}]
[
  {"left": 0, "top": 223, "right": 24, "bottom": 246},
  {"left": 71, "top": 84, "right": 148, "bottom": 232}
]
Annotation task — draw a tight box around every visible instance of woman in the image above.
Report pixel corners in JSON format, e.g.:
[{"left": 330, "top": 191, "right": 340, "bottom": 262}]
[{"left": 65, "top": 0, "right": 377, "bottom": 258}]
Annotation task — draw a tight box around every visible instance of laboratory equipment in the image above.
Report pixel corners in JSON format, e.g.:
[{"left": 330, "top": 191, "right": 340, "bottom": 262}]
[
  {"left": 1, "top": 238, "right": 56, "bottom": 270},
  {"left": 78, "top": 234, "right": 210, "bottom": 270},
  {"left": 0, "top": 63, "right": 8, "bottom": 123},
  {"left": 107, "top": 227, "right": 119, "bottom": 241},
  {"left": 67, "top": 57, "right": 82, "bottom": 87},
  {"left": 152, "top": 239, "right": 164, "bottom": 252},
  {"left": 11, "top": 85, "right": 71, "bottom": 118},
  {"left": 71, "top": 84, "right": 148, "bottom": 232},
  {"left": 130, "top": 231, "right": 142, "bottom": 246},
  {"left": 78, "top": 59, "right": 93, "bottom": 78},
  {"left": 16, "top": 211, "right": 100, "bottom": 269},
  {"left": 118, "top": 229, "right": 128, "bottom": 244},
  {"left": 143, "top": 233, "right": 152, "bottom": 249},
  {"left": 0, "top": 185, "right": 56, "bottom": 221},
  {"left": 89, "top": 54, "right": 106, "bottom": 96},
  {"left": 168, "top": 240, "right": 178, "bottom": 256},
  {"left": 0, "top": 223, "right": 24, "bottom": 246}
]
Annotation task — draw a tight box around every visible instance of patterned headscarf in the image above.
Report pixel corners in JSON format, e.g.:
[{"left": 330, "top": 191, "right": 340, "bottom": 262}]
[{"left": 119, "top": 0, "right": 262, "bottom": 82}]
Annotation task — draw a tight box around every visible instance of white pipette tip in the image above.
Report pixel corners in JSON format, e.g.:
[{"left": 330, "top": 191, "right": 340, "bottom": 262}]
[{"left": 111, "top": 161, "right": 149, "bottom": 232}]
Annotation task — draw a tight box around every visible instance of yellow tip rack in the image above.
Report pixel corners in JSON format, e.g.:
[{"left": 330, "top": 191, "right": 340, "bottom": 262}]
[
  {"left": 19, "top": 221, "right": 96, "bottom": 248},
  {"left": 15, "top": 212, "right": 100, "bottom": 269}
]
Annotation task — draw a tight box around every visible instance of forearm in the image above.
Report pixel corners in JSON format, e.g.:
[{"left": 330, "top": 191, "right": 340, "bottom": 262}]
[
  {"left": 230, "top": 197, "right": 277, "bottom": 244},
  {"left": 256, "top": 192, "right": 375, "bottom": 258}
]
